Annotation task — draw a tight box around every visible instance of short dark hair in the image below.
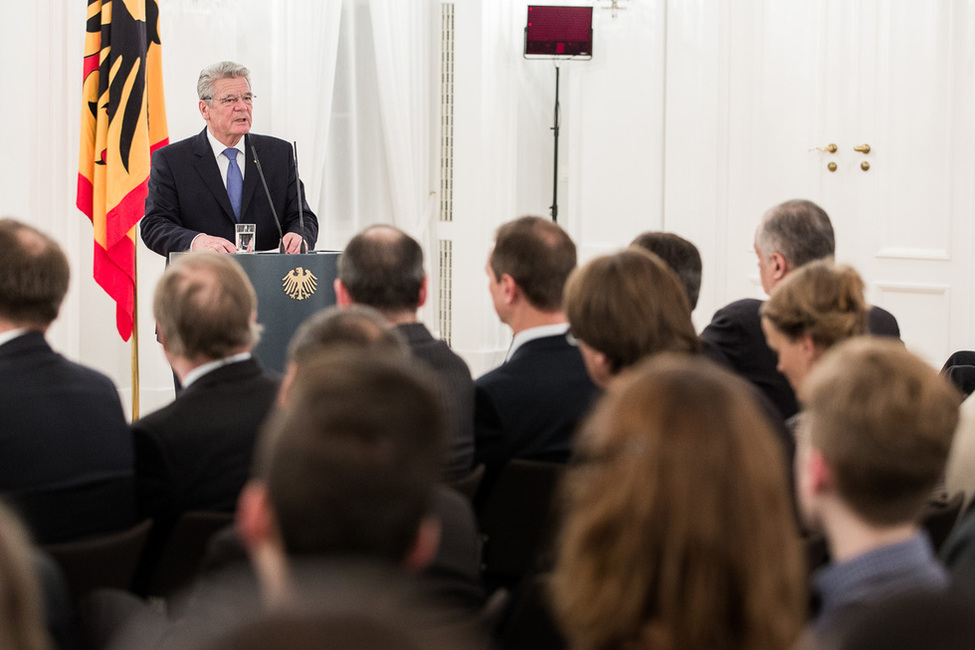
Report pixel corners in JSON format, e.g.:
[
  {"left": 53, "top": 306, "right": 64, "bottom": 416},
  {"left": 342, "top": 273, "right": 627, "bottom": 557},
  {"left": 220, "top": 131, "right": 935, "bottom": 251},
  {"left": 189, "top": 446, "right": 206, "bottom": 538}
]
[
  {"left": 756, "top": 199, "right": 835, "bottom": 268},
  {"left": 337, "top": 226, "right": 425, "bottom": 312},
  {"left": 154, "top": 252, "right": 260, "bottom": 359},
  {"left": 630, "top": 231, "right": 703, "bottom": 309},
  {"left": 286, "top": 305, "right": 407, "bottom": 364},
  {"left": 255, "top": 350, "right": 444, "bottom": 561},
  {"left": 490, "top": 216, "right": 576, "bottom": 311},
  {"left": 0, "top": 219, "right": 70, "bottom": 327}
]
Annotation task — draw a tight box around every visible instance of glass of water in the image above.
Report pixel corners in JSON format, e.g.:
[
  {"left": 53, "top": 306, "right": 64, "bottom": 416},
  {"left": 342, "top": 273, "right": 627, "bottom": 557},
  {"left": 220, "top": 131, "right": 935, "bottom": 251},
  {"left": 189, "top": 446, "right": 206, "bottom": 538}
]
[{"left": 235, "top": 223, "right": 256, "bottom": 253}]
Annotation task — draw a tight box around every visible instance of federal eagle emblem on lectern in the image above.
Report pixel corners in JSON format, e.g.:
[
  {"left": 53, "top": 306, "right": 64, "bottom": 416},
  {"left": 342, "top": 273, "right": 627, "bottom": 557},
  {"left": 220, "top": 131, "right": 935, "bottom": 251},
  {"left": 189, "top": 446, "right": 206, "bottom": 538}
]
[{"left": 282, "top": 267, "right": 318, "bottom": 301}]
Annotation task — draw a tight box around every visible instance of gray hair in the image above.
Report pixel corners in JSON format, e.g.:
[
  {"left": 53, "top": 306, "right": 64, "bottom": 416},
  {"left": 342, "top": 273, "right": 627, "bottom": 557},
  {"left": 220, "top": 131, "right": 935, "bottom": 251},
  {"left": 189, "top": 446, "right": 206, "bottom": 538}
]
[
  {"left": 756, "top": 199, "right": 835, "bottom": 268},
  {"left": 197, "top": 61, "right": 252, "bottom": 101}
]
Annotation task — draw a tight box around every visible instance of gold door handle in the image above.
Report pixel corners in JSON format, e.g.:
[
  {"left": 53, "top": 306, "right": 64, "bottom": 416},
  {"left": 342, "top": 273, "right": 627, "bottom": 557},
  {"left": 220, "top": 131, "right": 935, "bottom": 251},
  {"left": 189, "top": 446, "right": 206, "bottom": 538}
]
[
  {"left": 861, "top": 161, "right": 870, "bottom": 171},
  {"left": 827, "top": 162, "right": 838, "bottom": 172},
  {"left": 810, "top": 144, "right": 838, "bottom": 153},
  {"left": 853, "top": 144, "right": 871, "bottom": 154}
]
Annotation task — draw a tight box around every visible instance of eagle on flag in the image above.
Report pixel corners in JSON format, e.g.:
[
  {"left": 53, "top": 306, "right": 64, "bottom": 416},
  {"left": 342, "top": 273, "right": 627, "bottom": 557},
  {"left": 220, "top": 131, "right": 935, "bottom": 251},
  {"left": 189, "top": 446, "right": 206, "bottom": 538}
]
[{"left": 77, "top": 0, "right": 168, "bottom": 341}]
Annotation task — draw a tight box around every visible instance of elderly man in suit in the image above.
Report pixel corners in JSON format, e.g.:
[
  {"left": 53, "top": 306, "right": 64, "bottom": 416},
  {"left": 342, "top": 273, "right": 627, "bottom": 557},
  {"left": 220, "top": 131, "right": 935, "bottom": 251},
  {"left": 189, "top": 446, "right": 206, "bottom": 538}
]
[
  {"left": 0, "top": 218, "right": 135, "bottom": 543},
  {"left": 141, "top": 61, "right": 318, "bottom": 256},
  {"left": 701, "top": 199, "right": 900, "bottom": 421}
]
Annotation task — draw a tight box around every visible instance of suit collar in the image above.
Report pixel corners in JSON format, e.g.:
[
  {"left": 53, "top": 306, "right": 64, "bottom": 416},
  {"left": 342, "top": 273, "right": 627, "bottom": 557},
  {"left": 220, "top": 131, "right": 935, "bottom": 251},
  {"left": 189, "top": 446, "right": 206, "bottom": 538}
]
[
  {"left": 0, "top": 330, "right": 52, "bottom": 358},
  {"left": 180, "top": 356, "right": 264, "bottom": 396}
]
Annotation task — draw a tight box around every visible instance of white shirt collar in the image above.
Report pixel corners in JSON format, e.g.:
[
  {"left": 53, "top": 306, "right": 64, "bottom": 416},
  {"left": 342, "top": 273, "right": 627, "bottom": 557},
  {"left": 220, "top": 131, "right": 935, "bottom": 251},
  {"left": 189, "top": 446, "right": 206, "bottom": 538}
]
[
  {"left": 505, "top": 323, "right": 570, "bottom": 362},
  {"left": 181, "top": 351, "right": 252, "bottom": 389},
  {"left": 0, "top": 328, "right": 29, "bottom": 348}
]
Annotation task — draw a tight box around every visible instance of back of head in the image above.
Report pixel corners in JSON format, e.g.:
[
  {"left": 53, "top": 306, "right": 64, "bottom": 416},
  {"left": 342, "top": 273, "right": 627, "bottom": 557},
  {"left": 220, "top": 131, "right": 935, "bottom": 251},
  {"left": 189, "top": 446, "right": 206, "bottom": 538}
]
[
  {"left": 255, "top": 350, "right": 444, "bottom": 561},
  {"left": 803, "top": 338, "right": 961, "bottom": 526},
  {"left": 0, "top": 218, "right": 69, "bottom": 328},
  {"left": 286, "top": 305, "right": 407, "bottom": 365},
  {"left": 337, "top": 226, "right": 425, "bottom": 312},
  {"left": 0, "top": 500, "right": 49, "bottom": 650},
  {"left": 563, "top": 248, "right": 700, "bottom": 374},
  {"left": 630, "top": 231, "right": 703, "bottom": 310},
  {"left": 760, "top": 260, "right": 868, "bottom": 348},
  {"left": 490, "top": 216, "right": 576, "bottom": 311},
  {"left": 153, "top": 252, "right": 259, "bottom": 360},
  {"left": 198, "top": 61, "right": 252, "bottom": 100},
  {"left": 553, "top": 354, "right": 804, "bottom": 650},
  {"left": 757, "top": 199, "right": 835, "bottom": 268}
]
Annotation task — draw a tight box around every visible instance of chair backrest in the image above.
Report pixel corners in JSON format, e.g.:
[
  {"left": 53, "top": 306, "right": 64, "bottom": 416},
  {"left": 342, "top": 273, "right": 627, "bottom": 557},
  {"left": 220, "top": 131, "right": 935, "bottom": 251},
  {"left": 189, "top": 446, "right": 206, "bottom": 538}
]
[
  {"left": 448, "top": 464, "right": 486, "bottom": 502},
  {"left": 43, "top": 519, "right": 153, "bottom": 601},
  {"left": 147, "top": 510, "right": 235, "bottom": 597},
  {"left": 477, "top": 459, "right": 566, "bottom": 581},
  {"left": 922, "top": 492, "right": 965, "bottom": 552}
]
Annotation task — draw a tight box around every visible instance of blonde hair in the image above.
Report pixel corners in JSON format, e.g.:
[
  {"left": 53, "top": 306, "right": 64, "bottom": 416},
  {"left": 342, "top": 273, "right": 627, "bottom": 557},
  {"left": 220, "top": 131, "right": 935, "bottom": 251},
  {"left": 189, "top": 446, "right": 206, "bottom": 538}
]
[
  {"left": 0, "top": 501, "right": 49, "bottom": 650},
  {"left": 552, "top": 355, "right": 804, "bottom": 650},
  {"left": 760, "top": 260, "right": 867, "bottom": 348}
]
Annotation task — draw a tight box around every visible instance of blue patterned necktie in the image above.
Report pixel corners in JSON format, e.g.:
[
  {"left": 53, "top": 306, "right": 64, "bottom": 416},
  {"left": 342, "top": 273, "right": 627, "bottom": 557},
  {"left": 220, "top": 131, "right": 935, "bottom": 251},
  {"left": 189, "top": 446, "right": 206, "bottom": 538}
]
[{"left": 223, "top": 147, "right": 242, "bottom": 221}]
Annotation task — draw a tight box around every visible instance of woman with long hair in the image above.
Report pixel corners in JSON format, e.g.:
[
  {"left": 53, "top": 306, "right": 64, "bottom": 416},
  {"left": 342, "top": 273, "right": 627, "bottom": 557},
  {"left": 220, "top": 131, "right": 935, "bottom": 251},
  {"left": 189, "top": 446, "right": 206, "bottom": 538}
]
[{"left": 552, "top": 355, "right": 805, "bottom": 650}]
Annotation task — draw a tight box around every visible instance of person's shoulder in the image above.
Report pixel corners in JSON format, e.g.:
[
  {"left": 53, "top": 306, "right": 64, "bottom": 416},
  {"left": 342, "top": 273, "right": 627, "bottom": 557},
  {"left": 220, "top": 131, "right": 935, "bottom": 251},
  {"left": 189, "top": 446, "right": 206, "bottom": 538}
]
[
  {"left": 155, "top": 131, "right": 203, "bottom": 157},
  {"left": 712, "top": 297, "right": 763, "bottom": 319},
  {"left": 247, "top": 132, "right": 291, "bottom": 154}
]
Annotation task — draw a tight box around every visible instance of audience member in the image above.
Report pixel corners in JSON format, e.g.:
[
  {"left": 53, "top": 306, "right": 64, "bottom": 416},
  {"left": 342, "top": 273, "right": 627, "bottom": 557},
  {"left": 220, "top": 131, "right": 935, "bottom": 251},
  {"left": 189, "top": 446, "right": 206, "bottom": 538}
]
[
  {"left": 335, "top": 225, "right": 475, "bottom": 480},
  {"left": 0, "top": 218, "right": 135, "bottom": 543},
  {"left": 0, "top": 500, "right": 50, "bottom": 650},
  {"left": 132, "top": 252, "right": 279, "bottom": 535},
  {"left": 797, "top": 338, "right": 958, "bottom": 642},
  {"left": 562, "top": 247, "right": 699, "bottom": 387},
  {"left": 702, "top": 199, "right": 900, "bottom": 420},
  {"left": 760, "top": 261, "right": 868, "bottom": 427},
  {"left": 279, "top": 306, "right": 483, "bottom": 609},
  {"left": 552, "top": 354, "right": 805, "bottom": 650},
  {"left": 630, "top": 230, "right": 702, "bottom": 310},
  {"left": 475, "top": 216, "right": 598, "bottom": 474}
]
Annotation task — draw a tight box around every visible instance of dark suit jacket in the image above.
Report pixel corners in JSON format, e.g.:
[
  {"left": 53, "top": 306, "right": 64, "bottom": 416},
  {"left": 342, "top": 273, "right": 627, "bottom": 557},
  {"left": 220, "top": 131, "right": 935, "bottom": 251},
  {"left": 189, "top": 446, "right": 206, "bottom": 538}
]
[
  {"left": 132, "top": 358, "right": 280, "bottom": 525},
  {"left": 0, "top": 332, "right": 136, "bottom": 543},
  {"left": 474, "top": 334, "right": 599, "bottom": 471},
  {"left": 396, "top": 323, "right": 475, "bottom": 481},
  {"left": 702, "top": 298, "right": 901, "bottom": 420},
  {"left": 141, "top": 129, "right": 319, "bottom": 256}
]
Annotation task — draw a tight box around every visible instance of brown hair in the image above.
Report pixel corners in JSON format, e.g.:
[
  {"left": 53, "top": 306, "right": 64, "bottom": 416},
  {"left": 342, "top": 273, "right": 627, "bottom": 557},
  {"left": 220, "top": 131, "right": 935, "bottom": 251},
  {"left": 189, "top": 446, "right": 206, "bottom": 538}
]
[
  {"left": 552, "top": 355, "right": 805, "bottom": 650},
  {"left": 0, "top": 500, "right": 49, "bottom": 650},
  {"left": 337, "top": 226, "right": 425, "bottom": 312},
  {"left": 563, "top": 248, "right": 700, "bottom": 374},
  {"left": 286, "top": 305, "right": 407, "bottom": 364},
  {"left": 760, "top": 260, "right": 868, "bottom": 348},
  {"left": 255, "top": 350, "right": 443, "bottom": 561},
  {"left": 153, "top": 252, "right": 260, "bottom": 359},
  {"left": 0, "top": 219, "right": 69, "bottom": 327},
  {"left": 803, "top": 338, "right": 960, "bottom": 526},
  {"left": 489, "top": 216, "right": 576, "bottom": 311}
]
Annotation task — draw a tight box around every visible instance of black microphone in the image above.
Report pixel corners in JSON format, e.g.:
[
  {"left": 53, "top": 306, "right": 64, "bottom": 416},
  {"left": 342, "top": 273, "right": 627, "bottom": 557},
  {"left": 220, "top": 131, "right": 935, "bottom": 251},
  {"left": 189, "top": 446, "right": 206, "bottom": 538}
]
[
  {"left": 293, "top": 141, "right": 308, "bottom": 254},
  {"left": 250, "top": 137, "right": 286, "bottom": 254}
]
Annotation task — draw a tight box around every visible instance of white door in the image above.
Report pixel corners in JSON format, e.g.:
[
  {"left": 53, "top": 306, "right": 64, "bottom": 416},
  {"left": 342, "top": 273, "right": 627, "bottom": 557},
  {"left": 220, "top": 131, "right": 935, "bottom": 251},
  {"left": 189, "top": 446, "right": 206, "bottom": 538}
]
[{"left": 716, "top": 0, "right": 975, "bottom": 366}]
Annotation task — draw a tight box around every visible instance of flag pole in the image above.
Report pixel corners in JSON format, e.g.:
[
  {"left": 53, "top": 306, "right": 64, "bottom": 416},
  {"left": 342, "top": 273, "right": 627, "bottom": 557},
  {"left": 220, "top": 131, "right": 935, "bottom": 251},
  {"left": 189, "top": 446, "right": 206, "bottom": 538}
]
[{"left": 131, "top": 242, "right": 140, "bottom": 420}]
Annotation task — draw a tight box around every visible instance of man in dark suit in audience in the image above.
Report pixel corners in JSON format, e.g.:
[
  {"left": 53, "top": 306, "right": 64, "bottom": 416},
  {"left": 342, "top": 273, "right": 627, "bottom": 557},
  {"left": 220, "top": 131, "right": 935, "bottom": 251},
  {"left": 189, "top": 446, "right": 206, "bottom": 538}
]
[
  {"left": 701, "top": 199, "right": 900, "bottom": 420},
  {"left": 334, "top": 225, "right": 475, "bottom": 480},
  {"left": 0, "top": 218, "right": 136, "bottom": 544},
  {"left": 132, "top": 252, "right": 279, "bottom": 533},
  {"left": 796, "top": 338, "right": 957, "bottom": 644},
  {"left": 474, "top": 216, "right": 598, "bottom": 474}
]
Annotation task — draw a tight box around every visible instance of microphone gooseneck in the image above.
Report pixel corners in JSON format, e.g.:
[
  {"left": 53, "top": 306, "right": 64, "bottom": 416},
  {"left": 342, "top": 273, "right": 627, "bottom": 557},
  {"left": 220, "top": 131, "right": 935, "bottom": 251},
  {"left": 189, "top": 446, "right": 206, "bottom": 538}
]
[{"left": 250, "top": 139, "right": 286, "bottom": 254}]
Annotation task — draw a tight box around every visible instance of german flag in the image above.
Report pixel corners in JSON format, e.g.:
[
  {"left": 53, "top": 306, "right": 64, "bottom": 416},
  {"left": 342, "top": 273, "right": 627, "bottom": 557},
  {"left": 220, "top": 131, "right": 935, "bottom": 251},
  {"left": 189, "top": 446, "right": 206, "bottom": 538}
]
[{"left": 77, "top": 0, "right": 168, "bottom": 341}]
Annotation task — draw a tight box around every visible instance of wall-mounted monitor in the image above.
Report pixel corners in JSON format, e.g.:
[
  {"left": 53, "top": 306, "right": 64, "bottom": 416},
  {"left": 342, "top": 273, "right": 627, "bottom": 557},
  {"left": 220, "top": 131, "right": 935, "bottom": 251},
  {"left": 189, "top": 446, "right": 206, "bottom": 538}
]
[{"left": 524, "top": 5, "right": 593, "bottom": 60}]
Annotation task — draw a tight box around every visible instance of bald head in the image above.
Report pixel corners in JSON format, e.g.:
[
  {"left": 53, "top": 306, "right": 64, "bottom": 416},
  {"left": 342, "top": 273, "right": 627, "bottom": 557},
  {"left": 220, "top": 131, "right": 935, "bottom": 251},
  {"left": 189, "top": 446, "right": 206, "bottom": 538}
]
[{"left": 337, "top": 226, "right": 425, "bottom": 314}]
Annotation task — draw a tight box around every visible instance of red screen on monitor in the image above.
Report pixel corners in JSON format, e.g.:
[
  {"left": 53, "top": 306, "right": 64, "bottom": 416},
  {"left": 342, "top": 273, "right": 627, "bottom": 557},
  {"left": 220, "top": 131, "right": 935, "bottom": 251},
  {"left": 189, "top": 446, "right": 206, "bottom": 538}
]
[{"left": 525, "top": 6, "right": 593, "bottom": 59}]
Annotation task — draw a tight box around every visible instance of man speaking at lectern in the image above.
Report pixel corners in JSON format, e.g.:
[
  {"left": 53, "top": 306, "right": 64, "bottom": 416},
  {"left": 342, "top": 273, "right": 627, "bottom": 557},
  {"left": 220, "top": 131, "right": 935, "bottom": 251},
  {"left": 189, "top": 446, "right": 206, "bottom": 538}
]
[{"left": 142, "top": 61, "right": 318, "bottom": 256}]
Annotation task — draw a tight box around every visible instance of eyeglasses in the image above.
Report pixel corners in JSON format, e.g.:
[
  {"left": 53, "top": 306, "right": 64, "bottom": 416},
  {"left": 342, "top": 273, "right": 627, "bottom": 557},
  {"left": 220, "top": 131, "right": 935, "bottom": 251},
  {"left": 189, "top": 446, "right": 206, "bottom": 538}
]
[{"left": 203, "top": 94, "right": 256, "bottom": 107}]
